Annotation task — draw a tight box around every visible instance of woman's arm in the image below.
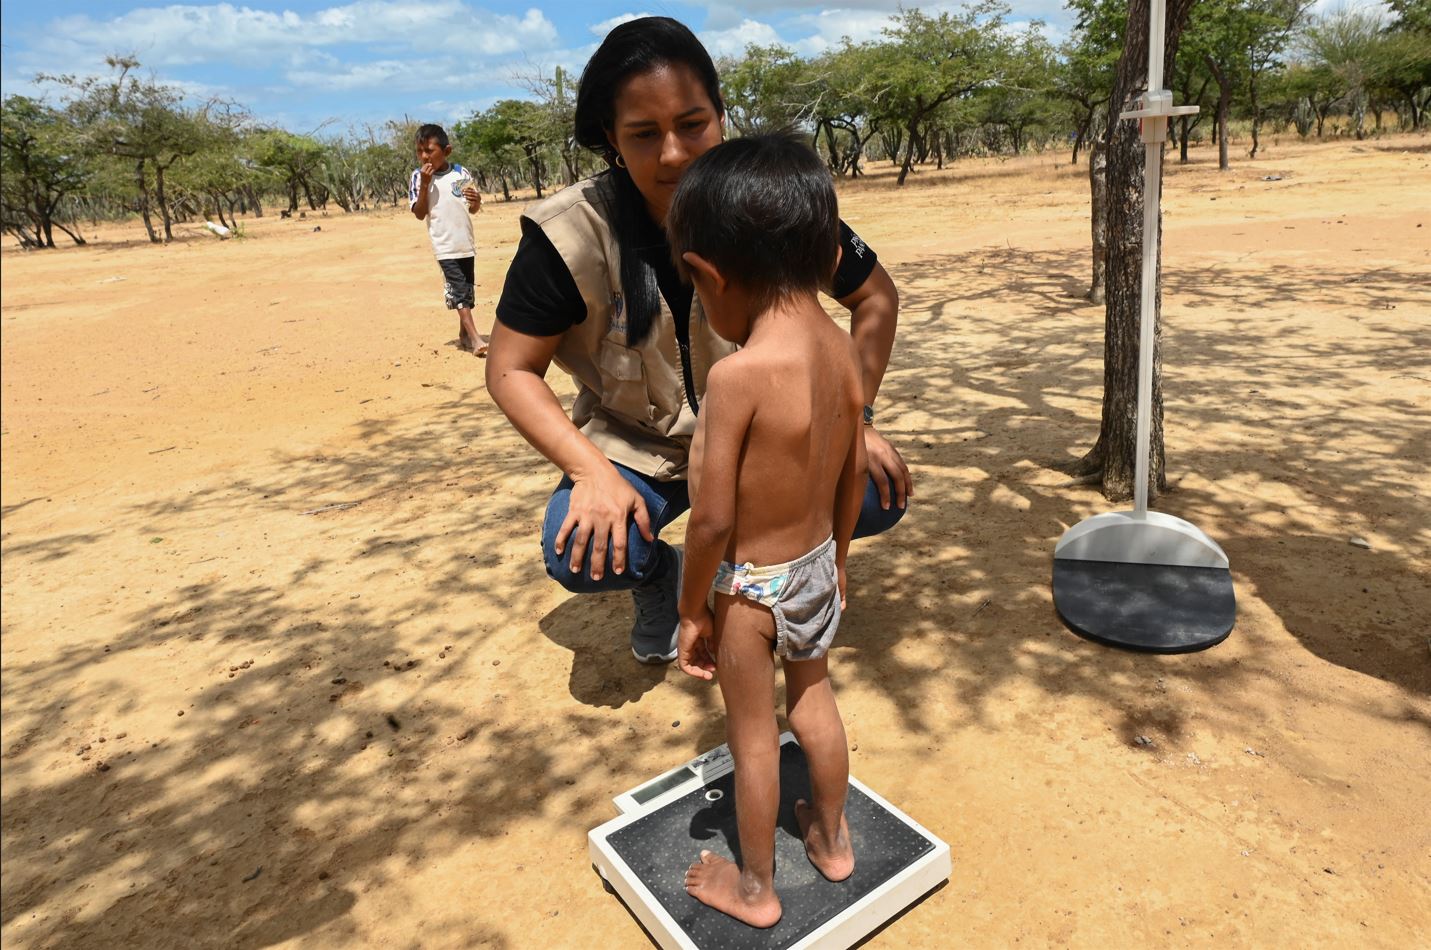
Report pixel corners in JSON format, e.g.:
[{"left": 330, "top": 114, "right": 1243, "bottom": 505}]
[
  {"left": 485, "top": 323, "right": 653, "bottom": 580},
  {"left": 836, "top": 261, "right": 913, "bottom": 511}
]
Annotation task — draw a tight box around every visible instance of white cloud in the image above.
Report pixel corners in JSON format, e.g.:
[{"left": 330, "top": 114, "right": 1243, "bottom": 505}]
[
  {"left": 784, "top": 8, "right": 899, "bottom": 54},
  {"left": 699, "top": 18, "right": 785, "bottom": 58},
  {"left": 27, "top": 2, "right": 559, "bottom": 70},
  {"left": 589, "top": 12, "right": 658, "bottom": 36}
]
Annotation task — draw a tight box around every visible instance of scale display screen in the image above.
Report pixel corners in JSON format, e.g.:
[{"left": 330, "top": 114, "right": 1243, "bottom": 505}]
[{"left": 630, "top": 766, "right": 696, "bottom": 806}]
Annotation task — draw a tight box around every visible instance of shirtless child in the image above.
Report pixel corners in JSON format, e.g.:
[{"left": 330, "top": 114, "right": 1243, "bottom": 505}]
[{"left": 667, "top": 133, "right": 867, "bottom": 929}]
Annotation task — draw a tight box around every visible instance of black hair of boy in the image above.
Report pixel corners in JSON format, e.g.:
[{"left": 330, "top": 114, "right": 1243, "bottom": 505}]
[
  {"left": 416, "top": 123, "right": 449, "bottom": 148},
  {"left": 667, "top": 132, "right": 839, "bottom": 312}
]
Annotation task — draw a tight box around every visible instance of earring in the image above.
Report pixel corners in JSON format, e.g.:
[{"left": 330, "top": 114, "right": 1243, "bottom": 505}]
[{"left": 614, "top": 153, "right": 627, "bottom": 169}]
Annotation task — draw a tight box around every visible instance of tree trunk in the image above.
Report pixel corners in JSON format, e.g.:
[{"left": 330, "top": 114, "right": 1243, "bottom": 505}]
[
  {"left": 53, "top": 218, "right": 86, "bottom": 245},
  {"left": 244, "top": 184, "right": 264, "bottom": 218},
  {"left": 134, "top": 159, "right": 160, "bottom": 243},
  {"left": 1204, "top": 58, "right": 1232, "bottom": 171},
  {"left": 288, "top": 182, "right": 300, "bottom": 213},
  {"left": 1070, "top": 0, "right": 1193, "bottom": 500},
  {"left": 154, "top": 163, "right": 174, "bottom": 241},
  {"left": 1089, "top": 141, "right": 1108, "bottom": 305},
  {"left": 529, "top": 149, "right": 544, "bottom": 199},
  {"left": 1248, "top": 72, "right": 1264, "bottom": 158},
  {"left": 897, "top": 118, "right": 919, "bottom": 186}
]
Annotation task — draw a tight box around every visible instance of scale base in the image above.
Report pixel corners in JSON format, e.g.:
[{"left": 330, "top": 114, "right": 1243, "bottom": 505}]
[
  {"left": 1053, "top": 558, "right": 1235, "bottom": 652},
  {"left": 1053, "top": 511, "right": 1235, "bottom": 653},
  {"left": 589, "top": 735, "right": 950, "bottom": 949}
]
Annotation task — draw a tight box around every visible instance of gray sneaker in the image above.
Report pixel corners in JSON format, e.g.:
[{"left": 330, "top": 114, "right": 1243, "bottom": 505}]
[{"left": 630, "top": 544, "right": 682, "bottom": 664}]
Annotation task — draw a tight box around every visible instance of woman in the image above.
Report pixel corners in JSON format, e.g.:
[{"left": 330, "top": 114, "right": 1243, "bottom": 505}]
[{"left": 485, "top": 16, "right": 912, "bottom": 663}]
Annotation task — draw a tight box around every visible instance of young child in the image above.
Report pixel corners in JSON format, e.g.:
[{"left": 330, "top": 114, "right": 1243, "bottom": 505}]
[
  {"left": 409, "top": 123, "right": 486, "bottom": 356},
  {"left": 667, "top": 133, "right": 867, "bottom": 929}
]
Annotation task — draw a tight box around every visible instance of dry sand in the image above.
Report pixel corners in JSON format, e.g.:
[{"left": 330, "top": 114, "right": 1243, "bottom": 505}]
[{"left": 2, "top": 135, "right": 1429, "bottom": 948}]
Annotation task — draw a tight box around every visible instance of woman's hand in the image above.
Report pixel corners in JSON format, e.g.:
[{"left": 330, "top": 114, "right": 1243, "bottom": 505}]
[
  {"left": 554, "top": 462, "right": 654, "bottom": 581},
  {"left": 864, "top": 425, "right": 913, "bottom": 511}
]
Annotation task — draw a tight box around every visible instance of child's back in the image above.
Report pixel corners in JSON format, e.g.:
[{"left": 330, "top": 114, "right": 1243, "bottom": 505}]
[
  {"left": 720, "top": 305, "right": 861, "bottom": 567},
  {"left": 668, "top": 133, "right": 867, "bottom": 929}
]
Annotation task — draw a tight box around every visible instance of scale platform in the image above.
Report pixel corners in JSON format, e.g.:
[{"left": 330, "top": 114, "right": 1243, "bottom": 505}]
[{"left": 589, "top": 733, "right": 950, "bottom": 949}]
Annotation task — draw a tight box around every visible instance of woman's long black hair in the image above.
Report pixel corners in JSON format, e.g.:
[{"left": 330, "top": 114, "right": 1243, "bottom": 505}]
[{"left": 573, "top": 16, "right": 725, "bottom": 346}]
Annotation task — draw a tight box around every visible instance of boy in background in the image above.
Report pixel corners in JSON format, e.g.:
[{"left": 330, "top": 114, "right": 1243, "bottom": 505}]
[
  {"left": 410, "top": 123, "right": 486, "bottom": 356},
  {"left": 667, "top": 133, "right": 866, "bottom": 929}
]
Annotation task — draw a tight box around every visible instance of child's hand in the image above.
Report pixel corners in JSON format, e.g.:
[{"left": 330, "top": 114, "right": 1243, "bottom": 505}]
[
  {"left": 463, "top": 185, "right": 482, "bottom": 212},
  {"left": 677, "top": 610, "right": 716, "bottom": 681},
  {"left": 837, "top": 560, "right": 848, "bottom": 610},
  {"left": 420, "top": 162, "right": 436, "bottom": 181}
]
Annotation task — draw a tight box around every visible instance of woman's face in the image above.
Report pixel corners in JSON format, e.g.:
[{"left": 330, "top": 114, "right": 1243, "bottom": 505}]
[{"left": 607, "top": 63, "right": 724, "bottom": 222}]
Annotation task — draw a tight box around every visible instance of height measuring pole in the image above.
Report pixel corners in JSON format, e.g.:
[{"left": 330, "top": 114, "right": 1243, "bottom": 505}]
[
  {"left": 1118, "top": 0, "right": 1198, "bottom": 514},
  {"left": 1049, "top": 0, "right": 1235, "bottom": 653}
]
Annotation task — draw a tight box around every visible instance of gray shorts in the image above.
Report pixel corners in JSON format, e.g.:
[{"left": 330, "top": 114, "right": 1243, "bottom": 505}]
[
  {"left": 437, "top": 256, "right": 475, "bottom": 310},
  {"left": 713, "top": 536, "right": 840, "bottom": 660}
]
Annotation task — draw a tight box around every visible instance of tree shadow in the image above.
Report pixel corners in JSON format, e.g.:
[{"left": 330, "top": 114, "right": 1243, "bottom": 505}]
[
  {"left": 859, "top": 244, "right": 1429, "bottom": 706},
  {"left": 0, "top": 384, "right": 702, "bottom": 947},
  {"left": 3, "top": 233, "right": 1426, "bottom": 946}
]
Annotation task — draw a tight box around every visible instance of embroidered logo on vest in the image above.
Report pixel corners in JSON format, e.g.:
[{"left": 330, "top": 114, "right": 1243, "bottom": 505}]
[{"left": 610, "top": 293, "right": 627, "bottom": 335}]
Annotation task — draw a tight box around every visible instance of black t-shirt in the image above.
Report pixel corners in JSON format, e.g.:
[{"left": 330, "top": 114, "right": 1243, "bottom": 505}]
[{"left": 496, "top": 211, "right": 880, "bottom": 337}]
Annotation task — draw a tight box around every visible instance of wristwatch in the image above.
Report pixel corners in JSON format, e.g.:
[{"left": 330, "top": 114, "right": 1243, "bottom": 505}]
[{"left": 862, "top": 404, "right": 875, "bottom": 426}]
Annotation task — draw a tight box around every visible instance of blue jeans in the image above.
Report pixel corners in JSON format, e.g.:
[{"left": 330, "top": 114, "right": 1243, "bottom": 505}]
[{"left": 541, "top": 462, "right": 906, "bottom": 593}]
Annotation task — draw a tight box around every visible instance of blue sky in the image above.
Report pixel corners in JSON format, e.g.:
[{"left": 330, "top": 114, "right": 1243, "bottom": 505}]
[
  {"left": 0, "top": 0, "right": 1346, "bottom": 133},
  {"left": 0, "top": 0, "right": 1084, "bottom": 130}
]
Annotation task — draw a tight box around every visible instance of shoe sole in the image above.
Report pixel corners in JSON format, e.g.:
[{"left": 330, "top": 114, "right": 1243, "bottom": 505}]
[{"left": 631, "top": 646, "right": 677, "bottom": 665}]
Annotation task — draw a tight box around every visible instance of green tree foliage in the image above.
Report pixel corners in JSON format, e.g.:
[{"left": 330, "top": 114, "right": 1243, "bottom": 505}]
[
  {"left": 48, "top": 56, "right": 226, "bottom": 242},
  {"left": 720, "top": 45, "right": 817, "bottom": 134},
  {"left": 1058, "top": 0, "right": 1124, "bottom": 163},
  {"left": 252, "top": 130, "right": 327, "bottom": 213},
  {"left": 807, "top": 42, "right": 887, "bottom": 177},
  {"left": 1185, "top": 0, "right": 1309, "bottom": 168},
  {"left": 877, "top": 3, "right": 1016, "bottom": 184},
  {"left": 1, "top": 96, "right": 91, "bottom": 247},
  {"left": 454, "top": 100, "right": 550, "bottom": 199}
]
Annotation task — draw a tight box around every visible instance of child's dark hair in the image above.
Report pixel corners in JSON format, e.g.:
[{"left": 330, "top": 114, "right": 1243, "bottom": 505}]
[
  {"left": 667, "top": 133, "right": 839, "bottom": 311},
  {"left": 573, "top": 16, "right": 725, "bottom": 345},
  {"left": 416, "top": 123, "right": 449, "bottom": 148}
]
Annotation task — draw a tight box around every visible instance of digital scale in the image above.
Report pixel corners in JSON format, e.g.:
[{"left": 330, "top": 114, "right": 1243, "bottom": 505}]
[{"left": 589, "top": 733, "right": 951, "bottom": 949}]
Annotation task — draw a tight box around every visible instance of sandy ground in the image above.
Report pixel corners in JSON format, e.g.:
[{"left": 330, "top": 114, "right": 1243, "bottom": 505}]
[{"left": 2, "top": 135, "right": 1429, "bottom": 949}]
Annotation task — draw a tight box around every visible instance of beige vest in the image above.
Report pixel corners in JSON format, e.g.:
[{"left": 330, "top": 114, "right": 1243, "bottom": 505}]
[{"left": 524, "top": 176, "right": 737, "bottom": 480}]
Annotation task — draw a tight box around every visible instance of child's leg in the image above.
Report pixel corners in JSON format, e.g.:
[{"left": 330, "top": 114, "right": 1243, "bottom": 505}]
[
  {"left": 783, "top": 655, "right": 854, "bottom": 881},
  {"left": 684, "top": 596, "right": 783, "bottom": 928},
  {"left": 456, "top": 306, "right": 486, "bottom": 354},
  {"left": 448, "top": 257, "right": 485, "bottom": 355}
]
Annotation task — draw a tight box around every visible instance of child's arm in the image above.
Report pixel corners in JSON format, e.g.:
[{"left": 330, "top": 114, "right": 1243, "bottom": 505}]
[
  {"left": 677, "top": 360, "right": 755, "bottom": 680},
  {"left": 411, "top": 166, "right": 434, "bottom": 220},
  {"left": 832, "top": 387, "right": 867, "bottom": 609}
]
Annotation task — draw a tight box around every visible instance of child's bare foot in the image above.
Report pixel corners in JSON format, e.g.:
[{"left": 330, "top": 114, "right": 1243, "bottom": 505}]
[
  {"left": 473, "top": 337, "right": 489, "bottom": 358},
  {"left": 795, "top": 799, "right": 855, "bottom": 882},
  {"left": 683, "top": 850, "right": 782, "bottom": 928}
]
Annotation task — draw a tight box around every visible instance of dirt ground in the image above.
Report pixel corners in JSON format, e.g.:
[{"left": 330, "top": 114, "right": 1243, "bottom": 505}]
[{"left": 2, "top": 134, "right": 1428, "bottom": 949}]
